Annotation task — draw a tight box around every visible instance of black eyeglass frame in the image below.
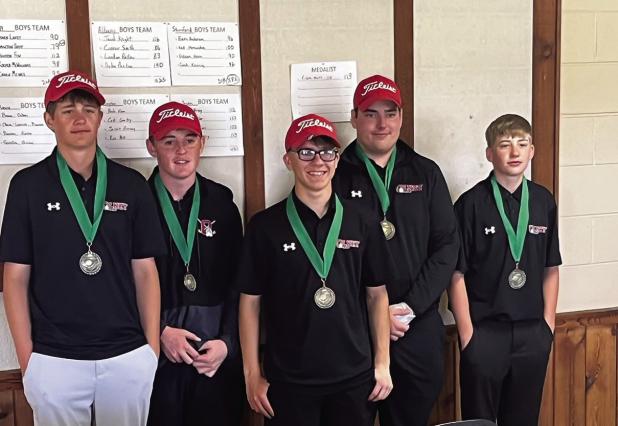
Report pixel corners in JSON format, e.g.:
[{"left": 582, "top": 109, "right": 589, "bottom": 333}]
[{"left": 287, "top": 147, "right": 340, "bottom": 162}]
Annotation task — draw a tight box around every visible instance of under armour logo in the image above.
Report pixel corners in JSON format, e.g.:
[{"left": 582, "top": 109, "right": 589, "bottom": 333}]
[
  {"left": 283, "top": 243, "right": 296, "bottom": 252},
  {"left": 485, "top": 226, "right": 496, "bottom": 235},
  {"left": 47, "top": 202, "right": 60, "bottom": 211},
  {"left": 351, "top": 190, "right": 362, "bottom": 198}
]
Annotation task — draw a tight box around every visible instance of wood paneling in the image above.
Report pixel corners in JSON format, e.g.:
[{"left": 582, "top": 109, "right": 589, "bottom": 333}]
[
  {"left": 393, "top": 0, "right": 414, "bottom": 147},
  {"left": 65, "top": 0, "right": 92, "bottom": 73},
  {"left": 238, "top": 0, "right": 265, "bottom": 221},
  {"left": 532, "top": 0, "right": 561, "bottom": 197}
]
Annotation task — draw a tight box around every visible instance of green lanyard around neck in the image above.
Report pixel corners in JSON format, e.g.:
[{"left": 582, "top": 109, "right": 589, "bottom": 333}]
[
  {"left": 490, "top": 175, "right": 529, "bottom": 264},
  {"left": 56, "top": 147, "right": 107, "bottom": 245},
  {"left": 154, "top": 174, "right": 201, "bottom": 266},
  {"left": 285, "top": 193, "right": 343, "bottom": 280},
  {"left": 355, "top": 142, "right": 397, "bottom": 216}
]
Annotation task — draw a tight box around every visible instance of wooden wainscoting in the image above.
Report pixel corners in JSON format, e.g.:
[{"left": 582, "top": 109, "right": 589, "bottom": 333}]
[
  {"left": 0, "top": 370, "right": 31, "bottom": 426},
  {"left": 0, "top": 308, "right": 616, "bottom": 426}
]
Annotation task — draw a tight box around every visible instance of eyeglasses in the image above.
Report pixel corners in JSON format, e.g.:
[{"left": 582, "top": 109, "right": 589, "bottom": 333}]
[{"left": 289, "top": 148, "right": 339, "bottom": 162}]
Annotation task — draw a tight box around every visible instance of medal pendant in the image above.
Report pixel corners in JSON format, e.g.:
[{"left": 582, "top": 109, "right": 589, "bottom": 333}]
[
  {"left": 380, "top": 219, "right": 396, "bottom": 240},
  {"left": 314, "top": 285, "right": 335, "bottom": 309},
  {"left": 79, "top": 250, "right": 102, "bottom": 275},
  {"left": 184, "top": 273, "right": 197, "bottom": 292},
  {"left": 508, "top": 268, "right": 526, "bottom": 289}
]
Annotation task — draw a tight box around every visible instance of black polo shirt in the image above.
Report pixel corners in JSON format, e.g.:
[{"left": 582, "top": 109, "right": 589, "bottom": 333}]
[
  {"left": 237, "top": 192, "right": 389, "bottom": 387},
  {"left": 148, "top": 170, "right": 243, "bottom": 359},
  {"left": 0, "top": 148, "right": 166, "bottom": 360},
  {"left": 454, "top": 173, "right": 562, "bottom": 323},
  {"left": 333, "top": 140, "right": 459, "bottom": 317}
]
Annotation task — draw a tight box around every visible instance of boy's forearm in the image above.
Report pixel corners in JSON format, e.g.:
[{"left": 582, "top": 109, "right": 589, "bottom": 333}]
[
  {"left": 3, "top": 263, "right": 33, "bottom": 371},
  {"left": 132, "top": 258, "right": 161, "bottom": 354},
  {"left": 542, "top": 266, "right": 559, "bottom": 328},
  {"left": 239, "top": 294, "right": 262, "bottom": 377},
  {"left": 366, "top": 286, "right": 390, "bottom": 367},
  {"left": 448, "top": 271, "right": 473, "bottom": 335}
]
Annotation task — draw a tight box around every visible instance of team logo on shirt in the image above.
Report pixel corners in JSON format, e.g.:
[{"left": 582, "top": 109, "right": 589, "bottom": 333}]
[
  {"left": 484, "top": 226, "right": 496, "bottom": 235},
  {"left": 46, "top": 202, "right": 61, "bottom": 211},
  {"left": 104, "top": 201, "right": 128, "bottom": 212},
  {"left": 336, "top": 239, "right": 360, "bottom": 249},
  {"left": 351, "top": 190, "right": 363, "bottom": 198},
  {"left": 283, "top": 242, "right": 296, "bottom": 252},
  {"left": 528, "top": 225, "right": 547, "bottom": 235},
  {"left": 197, "top": 219, "right": 216, "bottom": 237},
  {"left": 396, "top": 184, "right": 423, "bottom": 193}
]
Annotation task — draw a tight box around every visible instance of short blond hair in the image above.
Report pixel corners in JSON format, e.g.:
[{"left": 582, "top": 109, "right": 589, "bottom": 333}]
[{"left": 485, "top": 114, "right": 531, "bottom": 147}]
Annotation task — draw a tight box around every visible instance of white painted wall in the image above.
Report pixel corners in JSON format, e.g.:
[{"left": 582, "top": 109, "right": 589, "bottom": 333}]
[
  {"left": 414, "top": 0, "right": 532, "bottom": 201},
  {"left": 558, "top": 0, "right": 618, "bottom": 312},
  {"left": 260, "top": 0, "right": 394, "bottom": 206}
]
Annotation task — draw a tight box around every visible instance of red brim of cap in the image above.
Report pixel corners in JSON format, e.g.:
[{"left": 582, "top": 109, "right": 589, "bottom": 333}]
[{"left": 151, "top": 123, "right": 203, "bottom": 141}]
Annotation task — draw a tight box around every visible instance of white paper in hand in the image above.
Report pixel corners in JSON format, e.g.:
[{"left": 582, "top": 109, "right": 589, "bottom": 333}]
[{"left": 393, "top": 302, "right": 415, "bottom": 325}]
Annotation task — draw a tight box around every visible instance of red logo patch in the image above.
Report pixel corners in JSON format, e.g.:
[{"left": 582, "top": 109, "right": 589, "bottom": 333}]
[
  {"left": 528, "top": 225, "right": 547, "bottom": 235},
  {"left": 396, "top": 184, "right": 423, "bottom": 194},
  {"left": 198, "top": 219, "right": 216, "bottom": 237},
  {"left": 336, "top": 239, "right": 360, "bottom": 249},
  {"left": 104, "top": 201, "right": 128, "bottom": 211}
]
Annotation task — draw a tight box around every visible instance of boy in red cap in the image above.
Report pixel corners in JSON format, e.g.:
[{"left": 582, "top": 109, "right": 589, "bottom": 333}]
[
  {"left": 333, "top": 75, "right": 459, "bottom": 426},
  {"left": 237, "top": 113, "right": 392, "bottom": 425},
  {"left": 0, "top": 70, "right": 166, "bottom": 425},
  {"left": 145, "top": 101, "right": 244, "bottom": 425}
]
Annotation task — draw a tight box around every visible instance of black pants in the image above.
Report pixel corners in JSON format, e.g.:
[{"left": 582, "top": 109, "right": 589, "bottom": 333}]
[
  {"left": 460, "top": 319, "right": 553, "bottom": 426},
  {"left": 147, "top": 356, "right": 244, "bottom": 426},
  {"left": 378, "top": 308, "right": 445, "bottom": 426},
  {"left": 264, "top": 376, "right": 376, "bottom": 426}
]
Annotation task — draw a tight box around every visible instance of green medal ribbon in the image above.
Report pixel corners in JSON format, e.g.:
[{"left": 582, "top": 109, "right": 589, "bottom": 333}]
[
  {"left": 490, "top": 175, "right": 529, "bottom": 264},
  {"left": 154, "top": 174, "right": 201, "bottom": 267},
  {"left": 285, "top": 193, "right": 343, "bottom": 280},
  {"left": 355, "top": 143, "right": 397, "bottom": 217},
  {"left": 56, "top": 147, "right": 107, "bottom": 246}
]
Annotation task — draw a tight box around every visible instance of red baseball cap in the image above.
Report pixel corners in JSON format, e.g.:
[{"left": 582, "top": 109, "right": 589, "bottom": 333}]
[
  {"left": 149, "top": 102, "right": 203, "bottom": 140},
  {"left": 44, "top": 70, "right": 106, "bottom": 107},
  {"left": 353, "top": 75, "right": 402, "bottom": 111},
  {"left": 285, "top": 114, "right": 340, "bottom": 151}
]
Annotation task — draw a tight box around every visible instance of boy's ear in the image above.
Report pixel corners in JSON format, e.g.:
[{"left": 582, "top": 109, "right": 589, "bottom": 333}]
[
  {"left": 485, "top": 146, "right": 493, "bottom": 163},
  {"left": 44, "top": 111, "right": 55, "bottom": 132}
]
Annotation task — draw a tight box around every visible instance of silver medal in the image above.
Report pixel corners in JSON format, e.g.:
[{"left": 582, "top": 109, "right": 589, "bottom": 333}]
[
  {"left": 79, "top": 250, "right": 102, "bottom": 275},
  {"left": 184, "top": 273, "right": 197, "bottom": 292},
  {"left": 314, "top": 285, "right": 335, "bottom": 309},
  {"left": 380, "top": 219, "right": 396, "bottom": 240},
  {"left": 508, "top": 268, "right": 526, "bottom": 289}
]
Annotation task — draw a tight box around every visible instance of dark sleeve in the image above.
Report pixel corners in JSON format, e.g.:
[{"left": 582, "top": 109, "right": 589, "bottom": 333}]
[
  {"left": 545, "top": 195, "right": 562, "bottom": 267},
  {"left": 219, "top": 197, "right": 243, "bottom": 358},
  {"left": 235, "top": 215, "right": 267, "bottom": 295},
  {"left": 360, "top": 219, "right": 392, "bottom": 287},
  {"left": 131, "top": 176, "right": 167, "bottom": 259},
  {"left": 403, "top": 168, "right": 460, "bottom": 315},
  {"left": 454, "top": 196, "right": 471, "bottom": 274},
  {"left": 0, "top": 174, "right": 33, "bottom": 264}
]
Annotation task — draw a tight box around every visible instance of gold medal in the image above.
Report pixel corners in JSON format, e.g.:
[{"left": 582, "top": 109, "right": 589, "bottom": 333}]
[
  {"left": 184, "top": 273, "right": 197, "bottom": 292},
  {"left": 79, "top": 248, "right": 102, "bottom": 275},
  {"left": 380, "top": 219, "right": 396, "bottom": 240}
]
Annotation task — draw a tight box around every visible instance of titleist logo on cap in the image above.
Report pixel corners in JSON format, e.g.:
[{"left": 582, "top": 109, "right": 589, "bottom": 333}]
[
  {"left": 361, "top": 81, "right": 397, "bottom": 97},
  {"left": 55, "top": 74, "right": 97, "bottom": 90},
  {"left": 296, "top": 118, "right": 333, "bottom": 134},
  {"left": 156, "top": 108, "right": 196, "bottom": 124}
]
